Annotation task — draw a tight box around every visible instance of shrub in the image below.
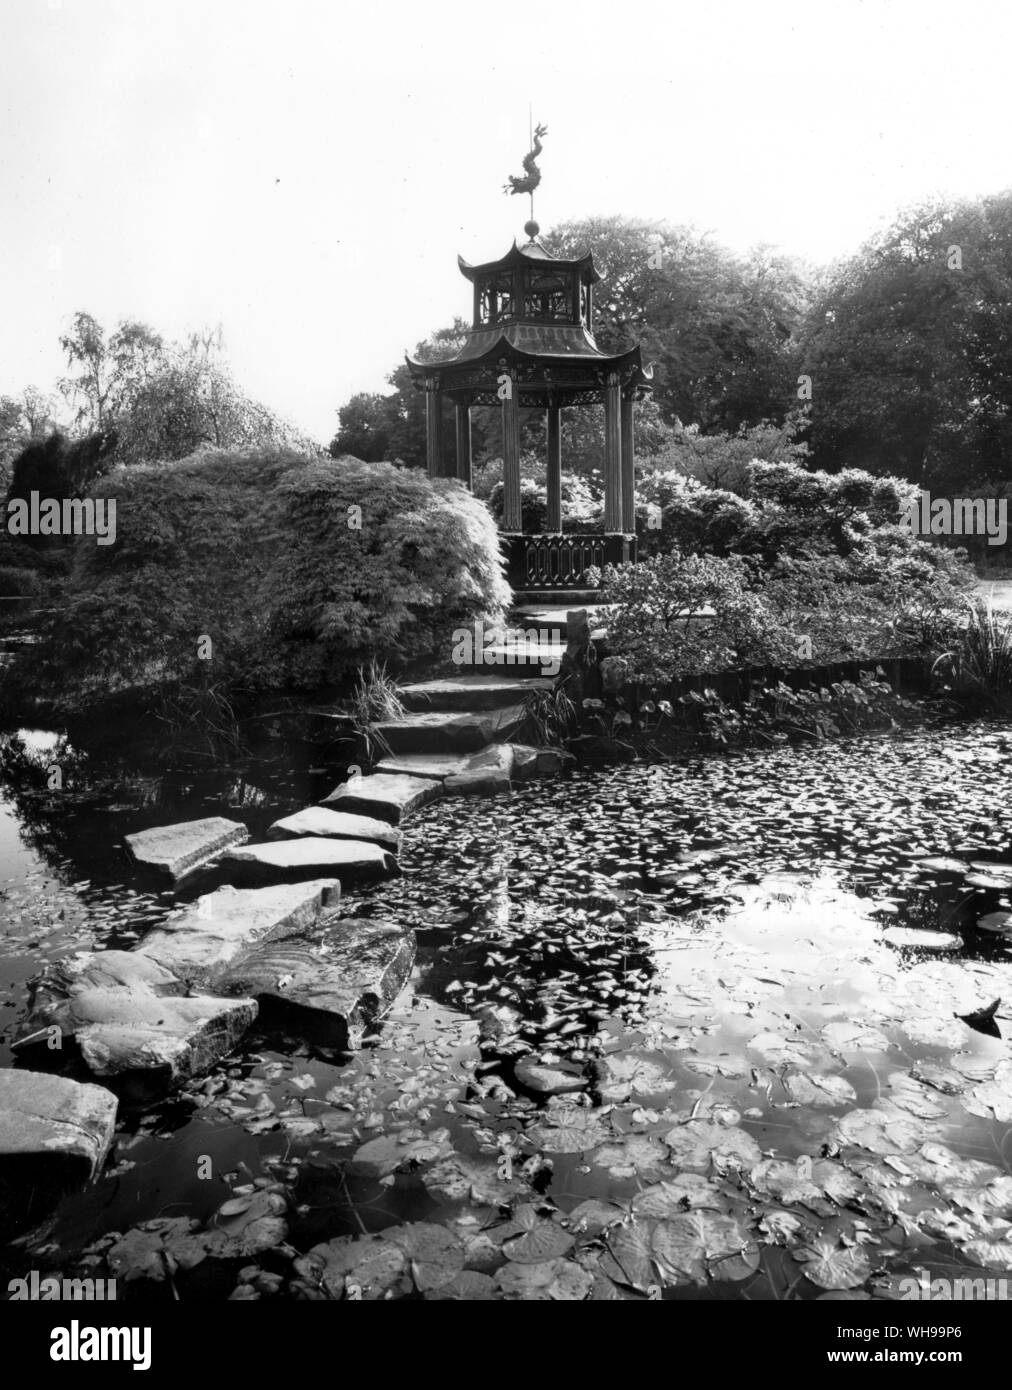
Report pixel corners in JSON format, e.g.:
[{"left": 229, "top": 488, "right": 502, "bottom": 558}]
[
  {"left": 599, "top": 550, "right": 794, "bottom": 684},
  {"left": 932, "top": 596, "right": 1012, "bottom": 699},
  {"left": 486, "top": 473, "right": 601, "bottom": 531},
  {"left": 9, "top": 448, "right": 509, "bottom": 714}
]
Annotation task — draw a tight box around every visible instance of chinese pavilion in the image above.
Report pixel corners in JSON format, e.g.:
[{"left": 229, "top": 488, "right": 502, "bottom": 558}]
[{"left": 406, "top": 138, "right": 652, "bottom": 595}]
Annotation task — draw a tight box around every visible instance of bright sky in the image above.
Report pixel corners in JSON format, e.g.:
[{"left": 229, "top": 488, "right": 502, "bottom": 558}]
[{"left": 1, "top": 0, "right": 1011, "bottom": 444}]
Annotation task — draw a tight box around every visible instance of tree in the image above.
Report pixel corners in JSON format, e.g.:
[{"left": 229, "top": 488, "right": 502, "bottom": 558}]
[
  {"left": 800, "top": 192, "right": 1012, "bottom": 490},
  {"left": 59, "top": 312, "right": 164, "bottom": 431}
]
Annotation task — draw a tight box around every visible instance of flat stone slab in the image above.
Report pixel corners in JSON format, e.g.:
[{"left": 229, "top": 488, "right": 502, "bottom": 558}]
[
  {"left": 444, "top": 743, "right": 514, "bottom": 796},
  {"left": 320, "top": 773, "right": 442, "bottom": 825},
  {"left": 267, "top": 807, "right": 401, "bottom": 851},
  {"left": 124, "top": 817, "right": 248, "bottom": 880},
  {"left": 514, "top": 1057, "right": 588, "bottom": 1096},
  {"left": 373, "top": 752, "right": 473, "bottom": 781},
  {"left": 222, "top": 838, "right": 397, "bottom": 883},
  {"left": 215, "top": 918, "right": 416, "bottom": 1049},
  {"left": 0, "top": 1068, "right": 118, "bottom": 1181},
  {"left": 399, "top": 675, "right": 554, "bottom": 713},
  {"left": 26, "top": 950, "right": 257, "bottom": 1080},
  {"left": 136, "top": 880, "right": 340, "bottom": 981},
  {"left": 372, "top": 704, "right": 528, "bottom": 755}
]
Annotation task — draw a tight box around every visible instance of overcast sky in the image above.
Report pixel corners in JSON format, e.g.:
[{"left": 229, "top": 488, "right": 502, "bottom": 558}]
[{"left": 1, "top": 0, "right": 1011, "bottom": 444}]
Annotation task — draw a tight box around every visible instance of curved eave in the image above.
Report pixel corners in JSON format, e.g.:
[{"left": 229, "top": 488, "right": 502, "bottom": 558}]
[
  {"left": 407, "top": 335, "right": 652, "bottom": 383},
  {"left": 456, "top": 241, "right": 602, "bottom": 285}
]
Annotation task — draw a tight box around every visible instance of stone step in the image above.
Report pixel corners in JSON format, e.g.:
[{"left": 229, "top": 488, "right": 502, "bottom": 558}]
[
  {"left": 215, "top": 917, "right": 415, "bottom": 1050},
  {"left": 458, "top": 644, "right": 564, "bottom": 677},
  {"left": 374, "top": 752, "right": 473, "bottom": 780},
  {"left": 512, "top": 606, "right": 608, "bottom": 642},
  {"left": 222, "top": 838, "right": 398, "bottom": 884},
  {"left": 267, "top": 807, "right": 401, "bottom": 852},
  {"left": 136, "top": 880, "right": 341, "bottom": 981},
  {"left": 124, "top": 817, "right": 249, "bottom": 880},
  {"left": 398, "top": 675, "right": 554, "bottom": 712},
  {"left": 372, "top": 703, "right": 528, "bottom": 754},
  {"left": 320, "top": 772, "right": 442, "bottom": 824},
  {"left": 24, "top": 950, "right": 258, "bottom": 1082},
  {"left": 0, "top": 1069, "right": 118, "bottom": 1184}
]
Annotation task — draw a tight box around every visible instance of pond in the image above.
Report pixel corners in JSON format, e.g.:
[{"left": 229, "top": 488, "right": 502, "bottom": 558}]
[{"left": 2, "top": 714, "right": 1012, "bottom": 1300}]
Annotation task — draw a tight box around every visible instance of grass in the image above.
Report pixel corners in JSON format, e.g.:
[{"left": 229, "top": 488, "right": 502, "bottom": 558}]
[
  {"left": 932, "top": 596, "right": 1012, "bottom": 698},
  {"left": 346, "top": 661, "right": 406, "bottom": 760}
]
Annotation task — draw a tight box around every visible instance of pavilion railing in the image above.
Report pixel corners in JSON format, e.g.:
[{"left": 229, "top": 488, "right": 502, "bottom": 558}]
[{"left": 505, "top": 534, "right": 637, "bottom": 590}]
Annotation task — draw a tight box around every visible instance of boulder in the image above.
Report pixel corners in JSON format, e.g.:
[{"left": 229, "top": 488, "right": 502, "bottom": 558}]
[
  {"left": 267, "top": 807, "right": 401, "bottom": 851},
  {"left": 221, "top": 838, "right": 397, "bottom": 883},
  {"left": 320, "top": 773, "right": 442, "bottom": 824},
  {"left": 26, "top": 950, "right": 258, "bottom": 1080},
  {"left": 0, "top": 1068, "right": 118, "bottom": 1180},
  {"left": 124, "top": 817, "right": 248, "bottom": 879},
  {"left": 136, "top": 880, "right": 340, "bottom": 981},
  {"left": 215, "top": 918, "right": 416, "bottom": 1049},
  {"left": 509, "top": 745, "right": 540, "bottom": 780}
]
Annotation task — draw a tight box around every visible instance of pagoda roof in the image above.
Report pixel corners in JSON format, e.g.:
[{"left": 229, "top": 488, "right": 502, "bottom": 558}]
[
  {"left": 406, "top": 322, "right": 652, "bottom": 383},
  {"left": 456, "top": 238, "right": 602, "bottom": 285}
]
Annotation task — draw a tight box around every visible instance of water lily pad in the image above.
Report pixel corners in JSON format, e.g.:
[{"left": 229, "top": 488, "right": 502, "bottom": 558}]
[
  {"left": 664, "top": 1120, "right": 761, "bottom": 1174},
  {"left": 599, "top": 1219, "right": 657, "bottom": 1293},
  {"left": 591, "top": 1135, "right": 671, "bottom": 1181},
  {"left": 493, "top": 1258, "right": 593, "bottom": 1300},
  {"left": 350, "top": 1128, "right": 454, "bottom": 1178},
  {"left": 652, "top": 1212, "right": 760, "bottom": 1284},
  {"left": 837, "top": 1107, "right": 925, "bottom": 1155},
  {"left": 424, "top": 1271, "right": 496, "bottom": 1300},
  {"left": 788, "top": 1073, "right": 858, "bottom": 1107},
  {"left": 632, "top": 1176, "right": 728, "bottom": 1216},
  {"left": 422, "top": 1154, "right": 527, "bottom": 1206},
  {"left": 594, "top": 1053, "right": 676, "bottom": 1101},
  {"left": 793, "top": 1239, "right": 871, "bottom": 1290},
  {"left": 529, "top": 1105, "right": 610, "bottom": 1154},
  {"left": 380, "top": 1222, "right": 465, "bottom": 1290}
]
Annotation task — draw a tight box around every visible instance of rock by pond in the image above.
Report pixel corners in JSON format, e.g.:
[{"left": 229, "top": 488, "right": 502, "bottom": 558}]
[
  {"left": 267, "top": 806, "right": 402, "bottom": 851},
  {"left": 0, "top": 1068, "right": 117, "bottom": 1182},
  {"left": 124, "top": 816, "right": 249, "bottom": 879},
  {"left": 221, "top": 837, "right": 398, "bottom": 883},
  {"left": 320, "top": 772, "right": 443, "bottom": 823}
]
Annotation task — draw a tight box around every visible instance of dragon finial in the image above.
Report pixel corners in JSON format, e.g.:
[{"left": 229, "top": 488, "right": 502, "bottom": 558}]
[{"left": 503, "top": 123, "right": 547, "bottom": 199}]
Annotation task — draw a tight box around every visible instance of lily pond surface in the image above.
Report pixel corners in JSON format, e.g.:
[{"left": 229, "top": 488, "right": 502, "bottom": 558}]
[{"left": 3, "top": 717, "right": 1012, "bottom": 1300}]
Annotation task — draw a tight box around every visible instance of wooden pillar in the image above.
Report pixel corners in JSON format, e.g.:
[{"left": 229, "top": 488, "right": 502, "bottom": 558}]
[
  {"left": 621, "top": 390, "right": 635, "bottom": 533},
  {"left": 546, "top": 403, "right": 562, "bottom": 532},
  {"left": 455, "top": 402, "right": 472, "bottom": 489},
  {"left": 425, "top": 376, "right": 442, "bottom": 479},
  {"left": 501, "top": 367, "right": 522, "bottom": 533},
  {"left": 603, "top": 370, "right": 622, "bottom": 533}
]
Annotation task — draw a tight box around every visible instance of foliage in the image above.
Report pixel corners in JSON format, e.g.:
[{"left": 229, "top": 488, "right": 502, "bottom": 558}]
[
  {"left": 486, "top": 473, "right": 601, "bottom": 531},
  {"left": 800, "top": 191, "right": 1012, "bottom": 490},
  {"left": 598, "top": 551, "right": 793, "bottom": 685},
  {"left": 7, "top": 450, "right": 509, "bottom": 716},
  {"left": 347, "top": 661, "right": 406, "bottom": 759},
  {"left": 682, "top": 672, "right": 918, "bottom": 748},
  {"left": 932, "top": 597, "right": 1012, "bottom": 700},
  {"left": 522, "top": 683, "right": 577, "bottom": 746},
  {"left": 59, "top": 312, "right": 164, "bottom": 432}
]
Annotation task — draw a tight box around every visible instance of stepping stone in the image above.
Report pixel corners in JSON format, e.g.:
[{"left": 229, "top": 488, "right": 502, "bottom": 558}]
[
  {"left": 374, "top": 752, "right": 472, "bottom": 781},
  {"left": 444, "top": 743, "right": 514, "bottom": 796},
  {"left": 136, "top": 880, "right": 340, "bottom": 980},
  {"left": 320, "top": 772, "right": 442, "bottom": 824},
  {"left": 372, "top": 705, "right": 528, "bottom": 755},
  {"left": 398, "top": 675, "right": 555, "bottom": 713},
  {"left": 222, "top": 838, "right": 397, "bottom": 883},
  {"left": 215, "top": 918, "right": 416, "bottom": 1050},
  {"left": 26, "top": 950, "right": 258, "bottom": 1080},
  {"left": 267, "top": 806, "right": 401, "bottom": 851},
  {"left": 0, "top": 1068, "right": 118, "bottom": 1181},
  {"left": 124, "top": 817, "right": 248, "bottom": 880}
]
